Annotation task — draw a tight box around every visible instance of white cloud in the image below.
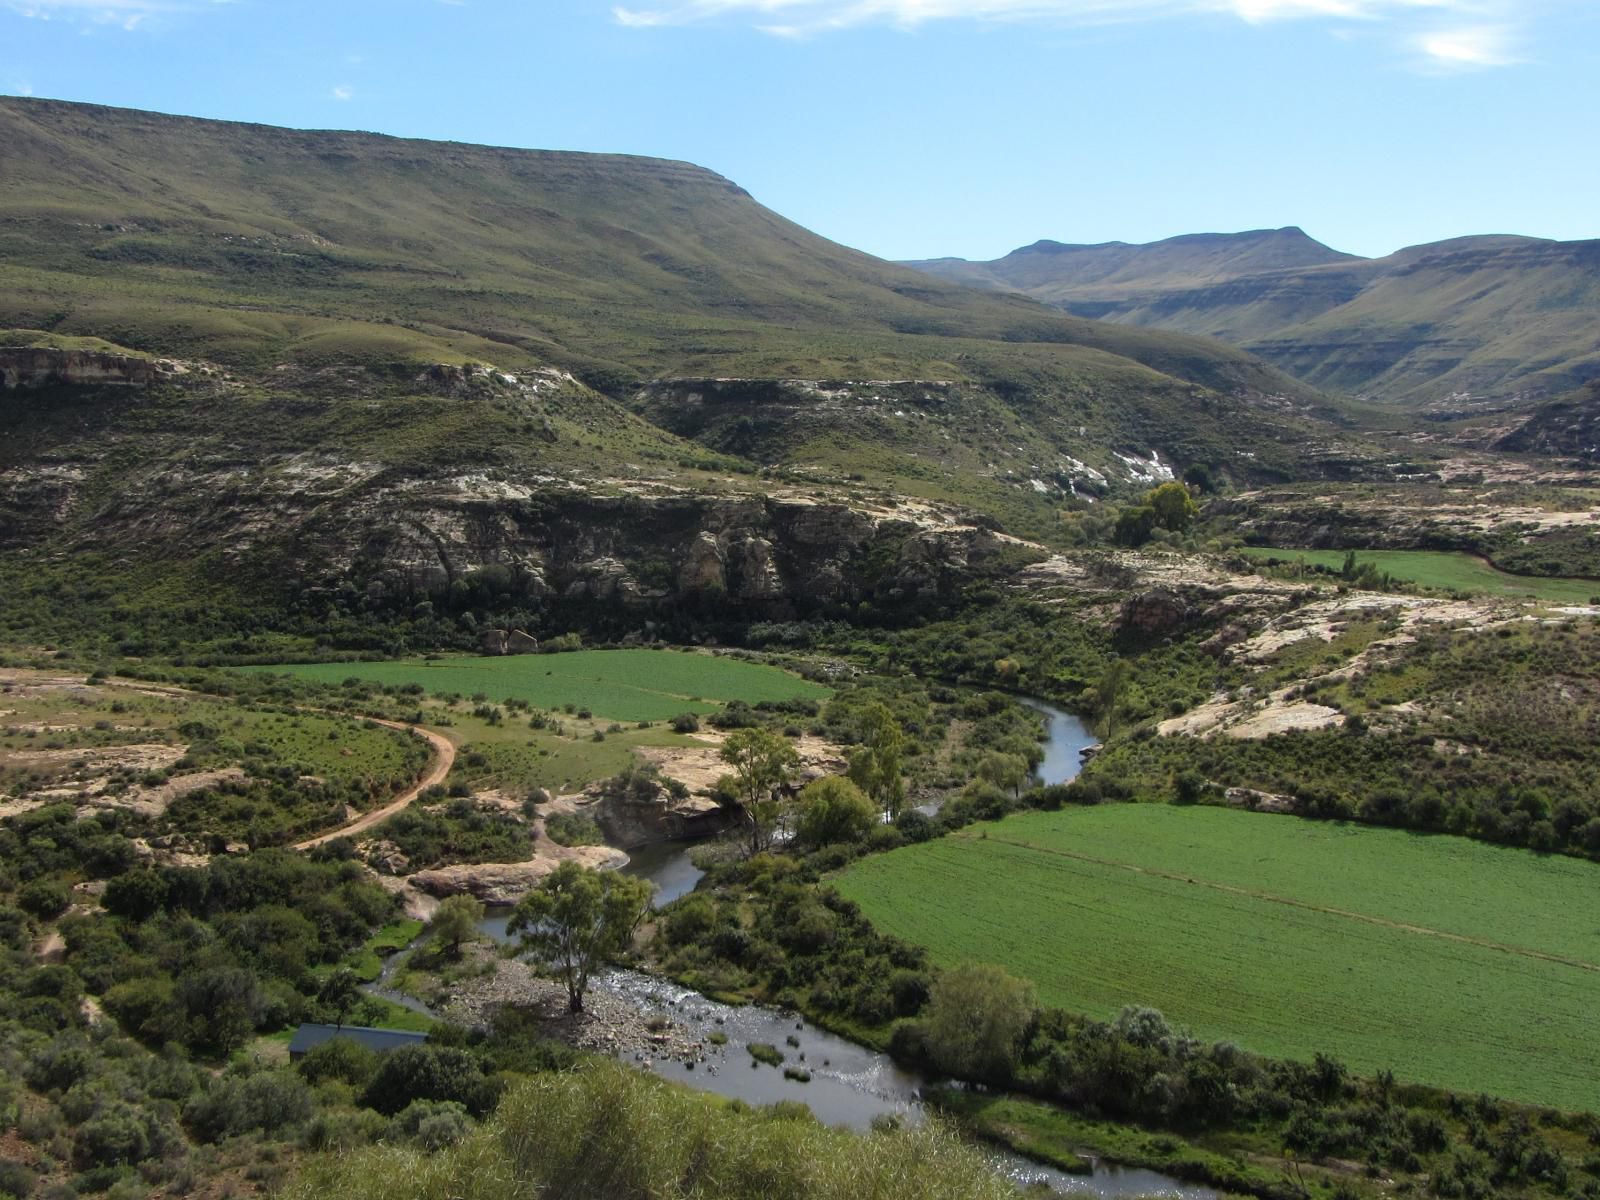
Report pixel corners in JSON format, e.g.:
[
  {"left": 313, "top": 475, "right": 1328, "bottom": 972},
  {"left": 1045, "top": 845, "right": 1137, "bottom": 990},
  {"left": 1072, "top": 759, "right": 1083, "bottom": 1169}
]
[
  {"left": 331, "top": 84, "right": 354, "bottom": 101},
  {"left": 610, "top": 0, "right": 1530, "bottom": 63},
  {"left": 1415, "top": 23, "right": 1519, "bottom": 67},
  {"left": 6, "top": 0, "right": 232, "bottom": 30},
  {"left": 9, "top": 80, "right": 36, "bottom": 95}
]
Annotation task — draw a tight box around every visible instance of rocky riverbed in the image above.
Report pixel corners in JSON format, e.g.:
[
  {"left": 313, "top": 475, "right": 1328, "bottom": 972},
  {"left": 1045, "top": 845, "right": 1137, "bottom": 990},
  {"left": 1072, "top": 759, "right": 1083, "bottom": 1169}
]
[{"left": 435, "top": 947, "right": 710, "bottom": 1062}]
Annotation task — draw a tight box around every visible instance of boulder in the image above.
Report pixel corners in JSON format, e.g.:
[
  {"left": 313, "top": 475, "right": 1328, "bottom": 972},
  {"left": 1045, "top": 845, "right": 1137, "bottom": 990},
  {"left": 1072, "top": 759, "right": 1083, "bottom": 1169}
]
[
  {"left": 678, "top": 531, "right": 727, "bottom": 593},
  {"left": 730, "top": 536, "right": 784, "bottom": 601},
  {"left": 1119, "top": 588, "right": 1193, "bottom": 637}
]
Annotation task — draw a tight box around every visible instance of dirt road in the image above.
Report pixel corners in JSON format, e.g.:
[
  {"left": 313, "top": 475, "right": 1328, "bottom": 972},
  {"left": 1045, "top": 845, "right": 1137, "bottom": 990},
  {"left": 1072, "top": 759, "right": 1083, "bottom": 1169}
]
[{"left": 294, "top": 720, "right": 456, "bottom": 850}]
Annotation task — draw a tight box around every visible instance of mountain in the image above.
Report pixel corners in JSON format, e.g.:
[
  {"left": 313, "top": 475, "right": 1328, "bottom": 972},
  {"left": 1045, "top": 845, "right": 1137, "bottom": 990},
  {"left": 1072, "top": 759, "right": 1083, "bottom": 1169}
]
[
  {"left": 907, "top": 227, "right": 1357, "bottom": 296},
  {"left": 0, "top": 98, "right": 1395, "bottom": 649},
  {"left": 908, "top": 230, "right": 1600, "bottom": 410}
]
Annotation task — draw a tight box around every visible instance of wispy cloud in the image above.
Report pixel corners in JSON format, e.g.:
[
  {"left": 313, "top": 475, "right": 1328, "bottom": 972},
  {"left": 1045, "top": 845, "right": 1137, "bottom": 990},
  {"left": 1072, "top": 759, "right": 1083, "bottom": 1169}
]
[
  {"left": 8, "top": 79, "right": 36, "bottom": 95},
  {"left": 611, "top": 0, "right": 1534, "bottom": 68},
  {"left": 331, "top": 84, "right": 354, "bottom": 101},
  {"left": 6, "top": 0, "right": 231, "bottom": 31},
  {"left": 1414, "top": 22, "right": 1520, "bottom": 68}
]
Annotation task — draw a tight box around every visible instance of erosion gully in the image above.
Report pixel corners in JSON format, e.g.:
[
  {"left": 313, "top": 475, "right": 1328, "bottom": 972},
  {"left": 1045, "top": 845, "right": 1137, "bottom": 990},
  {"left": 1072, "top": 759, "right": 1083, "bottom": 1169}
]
[{"left": 384, "top": 700, "right": 1211, "bottom": 1198}]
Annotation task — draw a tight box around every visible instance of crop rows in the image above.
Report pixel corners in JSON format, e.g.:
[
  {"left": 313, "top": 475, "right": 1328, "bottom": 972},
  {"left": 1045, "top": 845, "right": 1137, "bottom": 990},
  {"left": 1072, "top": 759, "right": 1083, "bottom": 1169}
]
[{"left": 835, "top": 805, "right": 1600, "bottom": 1110}]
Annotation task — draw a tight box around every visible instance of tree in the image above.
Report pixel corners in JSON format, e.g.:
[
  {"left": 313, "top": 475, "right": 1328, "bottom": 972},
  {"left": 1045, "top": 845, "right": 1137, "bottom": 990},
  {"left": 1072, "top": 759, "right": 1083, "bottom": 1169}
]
[
  {"left": 318, "top": 968, "right": 363, "bottom": 1032},
  {"left": 796, "top": 776, "right": 877, "bottom": 847},
  {"left": 1113, "top": 504, "right": 1157, "bottom": 547},
  {"left": 428, "top": 894, "right": 485, "bottom": 960},
  {"left": 974, "top": 751, "right": 1030, "bottom": 799},
  {"left": 507, "top": 862, "right": 653, "bottom": 1013},
  {"left": 1146, "top": 481, "right": 1199, "bottom": 533},
  {"left": 1096, "top": 660, "right": 1129, "bottom": 737},
  {"left": 718, "top": 728, "right": 800, "bottom": 856},
  {"left": 923, "top": 962, "right": 1035, "bottom": 1083},
  {"left": 845, "top": 702, "right": 908, "bottom": 820}
]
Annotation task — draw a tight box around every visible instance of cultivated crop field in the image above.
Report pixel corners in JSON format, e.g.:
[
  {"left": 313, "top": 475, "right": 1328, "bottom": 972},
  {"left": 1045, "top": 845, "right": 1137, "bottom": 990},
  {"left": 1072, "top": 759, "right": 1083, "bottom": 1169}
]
[
  {"left": 247, "top": 649, "right": 832, "bottom": 723},
  {"left": 835, "top": 805, "right": 1600, "bottom": 1110},
  {"left": 1241, "top": 546, "right": 1599, "bottom": 605}
]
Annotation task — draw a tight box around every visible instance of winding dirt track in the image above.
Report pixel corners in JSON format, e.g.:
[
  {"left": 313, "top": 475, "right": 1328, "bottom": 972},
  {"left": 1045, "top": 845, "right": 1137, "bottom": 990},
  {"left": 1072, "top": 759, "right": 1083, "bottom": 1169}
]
[
  {"left": 99, "top": 676, "right": 457, "bottom": 852},
  {"left": 294, "top": 720, "right": 456, "bottom": 850}
]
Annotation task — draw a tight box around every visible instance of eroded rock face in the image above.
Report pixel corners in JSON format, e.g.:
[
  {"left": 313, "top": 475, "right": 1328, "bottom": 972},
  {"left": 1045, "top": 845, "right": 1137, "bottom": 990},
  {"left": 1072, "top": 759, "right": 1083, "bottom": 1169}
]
[
  {"left": 592, "top": 791, "right": 732, "bottom": 849},
  {"left": 408, "top": 844, "right": 626, "bottom": 905},
  {"left": 1119, "top": 588, "right": 1193, "bottom": 636},
  {"left": 730, "top": 536, "right": 783, "bottom": 601},
  {"left": 0, "top": 348, "right": 170, "bottom": 390},
  {"left": 677, "top": 531, "right": 726, "bottom": 593}
]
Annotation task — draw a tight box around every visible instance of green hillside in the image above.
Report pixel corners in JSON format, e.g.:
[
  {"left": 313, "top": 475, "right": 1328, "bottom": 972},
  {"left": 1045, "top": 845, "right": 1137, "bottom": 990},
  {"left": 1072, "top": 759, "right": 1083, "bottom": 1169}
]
[
  {"left": 909, "top": 229, "right": 1600, "bottom": 410},
  {"left": 0, "top": 97, "right": 1318, "bottom": 402}
]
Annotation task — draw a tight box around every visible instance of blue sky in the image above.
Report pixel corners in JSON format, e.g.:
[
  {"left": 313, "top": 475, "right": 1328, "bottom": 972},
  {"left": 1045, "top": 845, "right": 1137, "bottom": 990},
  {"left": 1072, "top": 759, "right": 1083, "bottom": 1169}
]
[{"left": 3, "top": 0, "right": 1596, "bottom": 261}]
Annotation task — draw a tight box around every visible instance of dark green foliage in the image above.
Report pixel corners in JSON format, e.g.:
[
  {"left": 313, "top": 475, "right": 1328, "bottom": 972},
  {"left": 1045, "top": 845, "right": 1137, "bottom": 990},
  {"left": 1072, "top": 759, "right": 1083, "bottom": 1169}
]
[
  {"left": 184, "top": 1069, "right": 314, "bottom": 1142},
  {"left": 17, "top": 879, "right": 70, "bottom": 921},
  {"left": 361, "top": 1046, "right": 492, "bottom": 1117},
  {"left": 377, "top": 798, "right": 531, "bottom": 872}
]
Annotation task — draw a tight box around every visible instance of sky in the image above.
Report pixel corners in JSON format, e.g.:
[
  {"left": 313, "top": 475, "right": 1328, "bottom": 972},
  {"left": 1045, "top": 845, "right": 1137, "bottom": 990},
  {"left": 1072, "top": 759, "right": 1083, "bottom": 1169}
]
[{"left": 2, "top": 0, "right": 1597, "bottom": 262}]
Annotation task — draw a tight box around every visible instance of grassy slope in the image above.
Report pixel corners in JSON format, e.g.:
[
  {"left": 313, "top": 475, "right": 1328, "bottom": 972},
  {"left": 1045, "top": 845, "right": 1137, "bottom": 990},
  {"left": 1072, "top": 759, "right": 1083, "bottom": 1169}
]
[
  {"left": 0, "top": 97, "right": 1378, "bottom": 495},
  {"left": 1240, "top": 546, "right": 1600, "bottom": 603},
  {"left": 834, "top": 804, "right": 1600, "bottom": 1110},
  {"left": 907, "top": 229, "right": 1600, "bottom": 408},
  {"left": 246, "top": 649, "right": 832, "bottom": 723}
]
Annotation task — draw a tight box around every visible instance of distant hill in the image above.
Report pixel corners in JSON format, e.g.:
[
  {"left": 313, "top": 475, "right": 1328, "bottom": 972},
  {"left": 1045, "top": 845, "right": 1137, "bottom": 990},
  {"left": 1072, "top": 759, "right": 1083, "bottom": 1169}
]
[
  {"left": 0, "top": 98, "right": 1402, "bottom": 647},
  {"left": 909, "top": 230, "right": 1600, "bottom": 409}
]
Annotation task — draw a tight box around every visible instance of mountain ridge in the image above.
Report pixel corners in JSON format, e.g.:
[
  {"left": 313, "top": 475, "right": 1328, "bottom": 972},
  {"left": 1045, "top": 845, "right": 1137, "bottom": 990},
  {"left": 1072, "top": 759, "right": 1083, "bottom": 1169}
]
[{"left": 907, "top": 227, "right": 1600, "bottom": 408}]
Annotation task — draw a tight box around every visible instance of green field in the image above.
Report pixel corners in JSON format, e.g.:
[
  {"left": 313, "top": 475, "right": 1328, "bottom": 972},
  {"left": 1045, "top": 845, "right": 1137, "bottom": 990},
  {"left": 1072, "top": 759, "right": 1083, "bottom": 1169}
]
[
  {"left": 1242, "top": 546, "right": 1599, "bottom": 604},
  {"left": 835, "top": 805, "right": 1600, "bottom": 1110},
  {"left": 247, "top": 649, "right": 831, "bottom": 723}
]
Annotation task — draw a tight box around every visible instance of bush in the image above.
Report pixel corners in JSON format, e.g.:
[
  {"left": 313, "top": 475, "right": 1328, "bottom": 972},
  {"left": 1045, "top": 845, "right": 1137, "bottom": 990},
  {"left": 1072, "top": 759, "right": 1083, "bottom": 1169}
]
[
  {"left": 922, "top": 963, "right": 1035, "bottom": 1083},
  {"left": 390, "top": 1100, "right": 472, "bottom": 1151},
  {"left": 19, "top": 879, "right": 71, "bottom": 920},
  {"left": 796, "top": 777, "right": 877, "bottom": 847},
  {"left": 184, "top": 1070, "right": 314, "bottom": 1142},
  {"left": 361, "top": 1046, "right": 489, "bottom": 1116},
  {"left": 670, "top": 712, "right": 701, "bottom": 734},
  {"left": 297, "top": 1038, "right": 381, "bottom": 1089}
]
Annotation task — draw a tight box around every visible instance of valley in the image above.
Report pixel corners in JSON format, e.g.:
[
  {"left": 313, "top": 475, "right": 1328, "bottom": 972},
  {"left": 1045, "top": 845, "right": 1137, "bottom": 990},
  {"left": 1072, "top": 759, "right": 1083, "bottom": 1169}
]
[{"left": 1, "top": 90, "right": 1599, "bottom": 1200}]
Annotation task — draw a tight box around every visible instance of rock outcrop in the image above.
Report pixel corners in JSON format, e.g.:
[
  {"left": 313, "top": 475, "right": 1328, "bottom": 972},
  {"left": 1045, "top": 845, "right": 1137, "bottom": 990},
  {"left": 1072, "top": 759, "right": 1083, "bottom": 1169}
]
[
  {"left": 0, "top": 347, "right": 170, "bottom": 389},
  {"left": 481, "top": 628, "right": 540, "bottom": 655},
  {"left": 408, "top": 844, "right": 626, "bottom": 905},
  {"left": 1118, "top": 588, "right": 1193, "bottom": 636}
]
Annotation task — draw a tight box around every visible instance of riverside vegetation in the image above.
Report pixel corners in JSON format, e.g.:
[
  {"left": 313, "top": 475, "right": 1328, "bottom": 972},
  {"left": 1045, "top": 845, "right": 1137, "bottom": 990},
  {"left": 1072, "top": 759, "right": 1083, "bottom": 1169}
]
[{"left": 4, "top": 93, "right": 1600, "bottom": 1200}]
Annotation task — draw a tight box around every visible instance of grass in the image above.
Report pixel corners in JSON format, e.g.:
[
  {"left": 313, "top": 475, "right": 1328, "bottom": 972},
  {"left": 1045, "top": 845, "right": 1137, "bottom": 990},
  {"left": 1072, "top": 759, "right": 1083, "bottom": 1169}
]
[
  {"left": 246, "top": 650, "right": 832, "bottom": 723},
  {"left": 315, "top": 918, "right": 425, "bottom": 983},
  {"left": 1241, "top": 546, "right": 1600, "bottom": 604},
  {"left": 0, "top": 674, "right": 425, "bottom": 797},
  {"left": 834, "top": 804, "right": 1600, "bottom": 1111}
]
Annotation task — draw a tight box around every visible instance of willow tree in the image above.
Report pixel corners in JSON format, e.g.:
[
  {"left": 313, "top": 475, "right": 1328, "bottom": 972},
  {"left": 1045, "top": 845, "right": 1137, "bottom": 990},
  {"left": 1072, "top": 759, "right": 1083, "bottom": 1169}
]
[
  {"left": 718, "top": 727, "right": 800, "bottom": 856},
  {"left": 846, "top": 701, "right": 908, "bottom": 820}
]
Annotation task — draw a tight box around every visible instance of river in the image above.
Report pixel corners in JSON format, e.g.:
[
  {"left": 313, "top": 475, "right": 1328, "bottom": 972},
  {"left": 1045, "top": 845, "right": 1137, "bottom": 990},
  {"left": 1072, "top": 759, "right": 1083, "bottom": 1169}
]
[{"left": 465, "top": 698, "right": 1212, "bottom": 1198}]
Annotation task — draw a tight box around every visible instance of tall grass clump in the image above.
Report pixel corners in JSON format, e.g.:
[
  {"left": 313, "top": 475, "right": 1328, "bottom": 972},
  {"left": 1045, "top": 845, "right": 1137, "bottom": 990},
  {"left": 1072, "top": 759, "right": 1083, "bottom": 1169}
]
[{"left": 282, "top": 1060, "right": 1016, "bottom": 1200}]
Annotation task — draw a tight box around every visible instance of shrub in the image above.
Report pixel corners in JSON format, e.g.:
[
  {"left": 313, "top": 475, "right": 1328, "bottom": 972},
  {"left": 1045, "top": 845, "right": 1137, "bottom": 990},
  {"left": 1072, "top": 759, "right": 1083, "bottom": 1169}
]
[
  {"left": 184, "top": 1070, "right": 314, "bottom": 1142},
  {"left": 361, "top": 1046, "right": 488, "bottom": 1116},
  {"left": 390, "top": 1100, "right": 472, "bottom": 1151},
  {"left": 296, "top": 1038, "right": 381, "bottom": 1089},
  {"left": 796, "top": 777, "right": 877, "bottom": 847},
  {"left": 18, "top": 879, "right": 71, "bottom": 920}
]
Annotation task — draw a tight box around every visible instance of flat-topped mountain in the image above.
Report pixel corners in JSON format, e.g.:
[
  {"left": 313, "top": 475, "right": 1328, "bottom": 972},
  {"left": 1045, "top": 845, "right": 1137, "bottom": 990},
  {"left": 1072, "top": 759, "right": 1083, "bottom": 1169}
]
[
  {"left": 909, "top": 229, "right": 1600, "bottom": 409},
  {"left": 0, "top": 98, "right": 1400, "bottom": 647}
]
